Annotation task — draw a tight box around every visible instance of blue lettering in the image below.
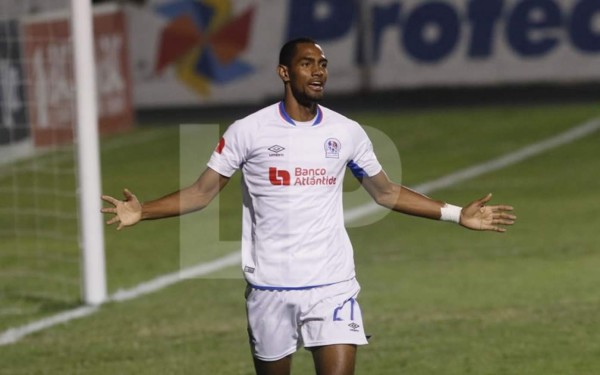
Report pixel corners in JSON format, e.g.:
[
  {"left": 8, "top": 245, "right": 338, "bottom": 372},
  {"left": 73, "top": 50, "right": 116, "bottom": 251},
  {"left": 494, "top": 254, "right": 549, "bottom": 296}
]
[
  {"left": 403, "top": 2, "right": 460, "bottom": 62},
  {"left": 507, "top": 0, "right": 562, "bottom": 57},
  {"left": 286, "top": 0, "right": 354, "bottom": 41},
  {"left": 569, "top": 0, "right": 600, "bottom": 52},
  {"left": 283, "top": 0, "right": 600, "bottom": 65},
  {"left": 371, "top": 3, "right": 401, "bottom": 62},
  {"left": 468, "top": 0, "right": 504, "bottom": 57}
]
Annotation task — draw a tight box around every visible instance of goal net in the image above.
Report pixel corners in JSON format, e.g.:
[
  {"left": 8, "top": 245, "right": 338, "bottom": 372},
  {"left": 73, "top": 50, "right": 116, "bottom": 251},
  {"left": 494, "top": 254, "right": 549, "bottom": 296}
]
[
  {"left": 0, "top": 0, "right": 133, "bottom": 330},
  {"left": 0, "top": 0, "right": 80, "bottom": 329}
]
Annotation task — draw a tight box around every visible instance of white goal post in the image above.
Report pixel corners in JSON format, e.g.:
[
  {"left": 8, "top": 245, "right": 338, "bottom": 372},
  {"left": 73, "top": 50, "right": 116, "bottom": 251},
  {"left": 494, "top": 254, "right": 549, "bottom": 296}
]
[
  {"left": 0, "top": 0, "right": 136, "bottom": 322},
  {"left": 0, "top": 0, "right": 136, "bottom": 338},
  {"left": 71, "top": 0, "right": 107, "bottom": 305}
]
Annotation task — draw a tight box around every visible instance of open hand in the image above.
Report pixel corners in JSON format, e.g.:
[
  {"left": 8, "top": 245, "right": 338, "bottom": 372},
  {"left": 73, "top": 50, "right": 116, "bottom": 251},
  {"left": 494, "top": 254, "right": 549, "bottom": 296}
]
[
  {"left": 460, "top": 193, "right": 516, "bottom": 233},
  {"left": 101, "top": 188, "right": 142, "bottom": 230}
]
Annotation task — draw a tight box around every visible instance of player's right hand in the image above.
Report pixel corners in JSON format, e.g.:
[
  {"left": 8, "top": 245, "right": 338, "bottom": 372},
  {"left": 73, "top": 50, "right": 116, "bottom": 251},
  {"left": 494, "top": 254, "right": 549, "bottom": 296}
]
[{"left": 101, "top": 188, "right": 142, "bottom": 230}]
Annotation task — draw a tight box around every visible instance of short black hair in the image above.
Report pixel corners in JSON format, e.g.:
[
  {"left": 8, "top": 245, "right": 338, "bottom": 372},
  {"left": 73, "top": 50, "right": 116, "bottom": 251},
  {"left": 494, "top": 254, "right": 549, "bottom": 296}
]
[{"left": 278, "top": 37, "right": 318, "bottom": 67}]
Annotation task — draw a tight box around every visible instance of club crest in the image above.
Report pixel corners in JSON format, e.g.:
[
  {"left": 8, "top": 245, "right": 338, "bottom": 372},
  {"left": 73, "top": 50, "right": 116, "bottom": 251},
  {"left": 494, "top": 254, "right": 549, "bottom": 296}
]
[{"left": 324, "top": 138, "right": 341, "bottom": 159}]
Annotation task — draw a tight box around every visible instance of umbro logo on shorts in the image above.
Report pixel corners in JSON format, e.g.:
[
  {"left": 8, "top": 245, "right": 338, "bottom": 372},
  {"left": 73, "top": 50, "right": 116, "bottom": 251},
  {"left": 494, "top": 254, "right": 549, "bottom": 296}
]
[{"left": 348, "top": 322, "right": 360, "bottom": 332}]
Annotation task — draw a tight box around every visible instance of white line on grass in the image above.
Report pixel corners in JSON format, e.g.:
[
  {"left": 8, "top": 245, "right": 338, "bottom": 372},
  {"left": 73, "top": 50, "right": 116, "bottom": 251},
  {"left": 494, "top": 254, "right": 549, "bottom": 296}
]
[
  {"left": 1, "top": 117, "right": 599, "bottom": 346},
  {"left": 0, "top": 306, "right": 99, "bottom": 346},
  {"left": 109, "top": 252, "right": 241, "bottom": 302},
  {"left": 0, "top": 253, "right": 242, "bottom": 346}
]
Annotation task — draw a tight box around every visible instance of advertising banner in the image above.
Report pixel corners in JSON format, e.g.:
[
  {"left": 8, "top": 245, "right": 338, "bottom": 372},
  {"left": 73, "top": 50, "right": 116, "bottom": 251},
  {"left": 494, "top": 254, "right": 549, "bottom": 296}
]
[
  {"left": 127, "top": 0, "right": 360, "bottom": 108},
  {"left": 358, "top": 0, "right": 600, "bottom": 89},
  {"left": 129, "top": 0, "right": 600, "bottom": 108},
  {"left": 0, "top": 20, "right": 29, "bottom": 145},
  {"left": 22, "top": 4, "right": 134, "bottom": 147}
]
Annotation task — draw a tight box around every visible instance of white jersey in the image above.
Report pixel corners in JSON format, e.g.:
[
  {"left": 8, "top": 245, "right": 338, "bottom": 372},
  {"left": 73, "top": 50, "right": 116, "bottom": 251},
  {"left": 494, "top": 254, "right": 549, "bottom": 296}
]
[{"left": 207, "top": 102, "right": 382, "bottom": 289}]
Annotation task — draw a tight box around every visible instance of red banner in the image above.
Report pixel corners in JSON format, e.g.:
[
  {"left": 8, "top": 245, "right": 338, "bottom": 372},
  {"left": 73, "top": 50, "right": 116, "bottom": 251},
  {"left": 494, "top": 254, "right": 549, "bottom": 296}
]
[{"left": 22, "top": 4, "right": 134, "bottom": 147}]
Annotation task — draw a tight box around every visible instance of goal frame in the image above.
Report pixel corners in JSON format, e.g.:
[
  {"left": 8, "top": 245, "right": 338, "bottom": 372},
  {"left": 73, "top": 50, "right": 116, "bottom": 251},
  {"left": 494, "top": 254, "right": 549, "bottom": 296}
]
[{"left": 71, "top": 0, "right": 107, "bottom": 305}]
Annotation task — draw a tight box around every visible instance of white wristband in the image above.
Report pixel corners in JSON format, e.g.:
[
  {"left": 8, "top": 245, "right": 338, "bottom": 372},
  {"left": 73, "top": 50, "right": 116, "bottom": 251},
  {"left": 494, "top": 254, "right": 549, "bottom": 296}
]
[{"left": 440, "top": 204, "right": 462, "bottom": 223}]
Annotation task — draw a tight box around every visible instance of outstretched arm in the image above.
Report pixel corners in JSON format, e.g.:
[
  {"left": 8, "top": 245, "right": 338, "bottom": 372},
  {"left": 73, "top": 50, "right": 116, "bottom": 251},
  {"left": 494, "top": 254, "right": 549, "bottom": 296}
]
[
  {"left": 101, "top": 167, "right": 230, "bottom": 230},
  {"left": 359, "top": 170, "right": 516, "bottom": 232}
]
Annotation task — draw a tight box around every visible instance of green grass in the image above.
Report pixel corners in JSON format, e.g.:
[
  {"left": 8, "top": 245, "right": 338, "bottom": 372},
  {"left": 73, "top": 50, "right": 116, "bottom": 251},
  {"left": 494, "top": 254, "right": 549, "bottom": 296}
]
[{"left": 1, "top": 102, "right": 599, "bottom": 374}]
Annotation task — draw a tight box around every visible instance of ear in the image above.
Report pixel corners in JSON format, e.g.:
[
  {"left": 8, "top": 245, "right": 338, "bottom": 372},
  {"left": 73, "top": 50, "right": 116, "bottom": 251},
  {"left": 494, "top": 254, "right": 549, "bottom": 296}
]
[{"left": 277, "top": 64, "right": 290, "bottom": 83}]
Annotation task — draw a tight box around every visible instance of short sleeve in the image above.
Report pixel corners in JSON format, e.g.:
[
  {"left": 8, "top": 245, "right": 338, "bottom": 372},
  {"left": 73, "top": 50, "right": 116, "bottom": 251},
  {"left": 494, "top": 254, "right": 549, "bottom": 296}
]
[
  {"left": 207, "top": 120, "right": 249, "bottom": 177},
  {"left": 347, "top": 123, "right": 382, "bottom": 178}
]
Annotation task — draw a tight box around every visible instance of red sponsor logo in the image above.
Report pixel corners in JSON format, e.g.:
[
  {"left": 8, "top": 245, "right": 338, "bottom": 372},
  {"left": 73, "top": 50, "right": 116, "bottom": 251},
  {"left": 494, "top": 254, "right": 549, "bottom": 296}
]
[
  {"left": 268, "top": 167, "right": 337, "bottom": 186},
  {"left": 269, "top": 167, "right": 291, "bottom": 186},
  {"left": 215, "top": 137, "right": 225, "bottom": 154}
]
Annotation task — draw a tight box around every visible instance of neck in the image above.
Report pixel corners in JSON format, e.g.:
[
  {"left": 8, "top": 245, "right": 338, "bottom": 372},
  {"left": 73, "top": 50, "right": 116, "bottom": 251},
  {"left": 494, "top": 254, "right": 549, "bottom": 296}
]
[{"left": 282, "top": 96, "right": 318, "bottom": 122}]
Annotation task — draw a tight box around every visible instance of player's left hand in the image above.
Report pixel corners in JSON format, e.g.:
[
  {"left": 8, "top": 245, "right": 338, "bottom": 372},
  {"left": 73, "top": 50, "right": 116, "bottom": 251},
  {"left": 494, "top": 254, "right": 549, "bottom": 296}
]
[{"left": 459, "top": 193, "right": 516, "bottom": 232}]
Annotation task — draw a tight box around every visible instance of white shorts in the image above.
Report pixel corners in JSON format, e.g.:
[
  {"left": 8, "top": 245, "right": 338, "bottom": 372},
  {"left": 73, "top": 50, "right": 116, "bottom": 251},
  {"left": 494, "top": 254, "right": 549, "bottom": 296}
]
[{"left": 245, "top": 278, "right": 369, "bottom": 361}]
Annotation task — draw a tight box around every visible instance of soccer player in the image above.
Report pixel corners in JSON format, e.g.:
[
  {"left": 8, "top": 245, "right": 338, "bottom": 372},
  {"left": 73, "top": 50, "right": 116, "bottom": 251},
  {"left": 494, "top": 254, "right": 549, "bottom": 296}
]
[{"left": 101, "top": 38, "right": 516, "bottom": 375}]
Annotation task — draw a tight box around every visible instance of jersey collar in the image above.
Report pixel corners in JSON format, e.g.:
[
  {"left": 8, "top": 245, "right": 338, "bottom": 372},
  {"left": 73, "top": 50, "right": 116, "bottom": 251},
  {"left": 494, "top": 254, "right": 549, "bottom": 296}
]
[{"left": 278, "top": 101, "right": 323, "bottom": 126}]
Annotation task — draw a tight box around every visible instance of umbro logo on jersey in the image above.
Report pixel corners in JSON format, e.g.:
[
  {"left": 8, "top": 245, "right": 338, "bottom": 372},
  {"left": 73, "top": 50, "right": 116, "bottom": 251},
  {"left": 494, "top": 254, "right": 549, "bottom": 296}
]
[
  {"left": 348, "top": 322, "right": 360, "bottom": 332},
  {"left": 268, "top": 145, "right": 285, "bottom": 157}
]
